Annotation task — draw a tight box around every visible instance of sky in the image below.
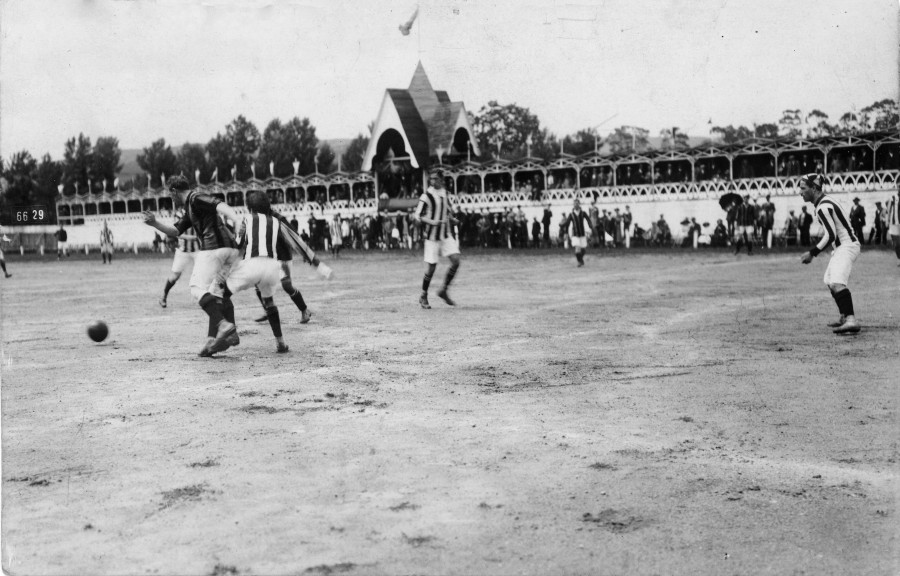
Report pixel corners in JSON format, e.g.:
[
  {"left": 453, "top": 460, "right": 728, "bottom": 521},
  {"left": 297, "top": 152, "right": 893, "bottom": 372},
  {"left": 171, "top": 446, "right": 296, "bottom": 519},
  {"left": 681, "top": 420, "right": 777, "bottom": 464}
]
[{"left": 0, "top": 0, "right": 897, "bottom": 160}]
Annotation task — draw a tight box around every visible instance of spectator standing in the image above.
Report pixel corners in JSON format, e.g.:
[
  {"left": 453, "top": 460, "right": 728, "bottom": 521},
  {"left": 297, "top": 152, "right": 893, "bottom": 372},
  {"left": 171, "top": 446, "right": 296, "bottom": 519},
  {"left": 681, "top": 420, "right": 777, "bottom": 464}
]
[
  {"left": 849, "top": 198, "right": 866, "bottom": 243},
  {"left": 734, "top": 195, "right": 756, "bottom": 255},
  {"left": 799, "top": 206, "right": 814, "bottom": 246},
  {"left": 531, "top": 218, "right": 541, "bottom": 248},
  {"left": 784, "top": 210, "right": 799, "bottom": 246},
  {"left": 54, "top": 225, "right": 68, "bottom": 259},
  {"left": 589, "top": 201, "right": 600, "bottom": 247},
  {"left": 869, "top": 202, "right": 885, "bottom": 245},
  {"left": 542, "top": 205, "right": 553, "bottom": 248},
  {"left": 887, "top": 180, "right": 900, "bottom": 262},
  {"left": 623, "top": 206, "right": 633, "bottom": 240},
  {"left": 761, "top": 195, "right": 776, "bottom": 248},
  {"left": 557, "top": 212, "right": 568, "bottom": 249}
]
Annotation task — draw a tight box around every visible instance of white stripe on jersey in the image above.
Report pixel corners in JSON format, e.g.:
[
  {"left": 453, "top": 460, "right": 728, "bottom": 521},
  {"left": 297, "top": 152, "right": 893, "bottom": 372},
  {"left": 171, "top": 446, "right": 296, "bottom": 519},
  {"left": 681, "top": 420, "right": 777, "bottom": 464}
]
[
  {"left": 814, "top": 196, "right": 858, "bottom": 251},
  {"left": 242, "top": 213, "right": 281, "bottom": 260},
  {"left": 416, "top": 186, "right": 455, "bottom": 241}
]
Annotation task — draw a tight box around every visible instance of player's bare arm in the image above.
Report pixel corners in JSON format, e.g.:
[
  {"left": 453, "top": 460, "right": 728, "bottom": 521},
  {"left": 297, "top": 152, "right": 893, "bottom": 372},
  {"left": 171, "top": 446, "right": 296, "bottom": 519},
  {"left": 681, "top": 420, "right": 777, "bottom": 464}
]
[
  {"left": 142, "top": 211, "right": 179, "bottom": 238},
  {"left": 216, "top": 203, "right": 242, "bottom": 230}
]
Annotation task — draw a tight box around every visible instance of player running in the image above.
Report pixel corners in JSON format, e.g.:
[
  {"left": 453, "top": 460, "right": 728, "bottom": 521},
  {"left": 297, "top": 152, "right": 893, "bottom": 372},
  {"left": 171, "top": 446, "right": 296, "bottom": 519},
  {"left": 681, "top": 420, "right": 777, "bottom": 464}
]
[
  {"left": 159, "top": 230, "right": 200, "bottom": 308},
  {"left": 142, "top": 175, "right": 242, "bottom": 356},
  {"left": 414, "top": 168, "right": 461, "bottom": 309},
  {"left": 798, "top": 173, "right": 861, "bottom": 334}
]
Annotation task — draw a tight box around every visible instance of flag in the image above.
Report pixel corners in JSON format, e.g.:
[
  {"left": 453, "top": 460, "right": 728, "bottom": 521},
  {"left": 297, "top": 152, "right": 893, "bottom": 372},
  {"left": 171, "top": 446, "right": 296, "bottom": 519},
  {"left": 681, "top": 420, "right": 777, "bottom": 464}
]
[
  {"left": 292, "top": 159, "right": 299, "bottom": 176},
  {"left": 399, "top": 5, "right": 418, "bottom": 35},
  {"left": 269, "top": 161, "right": 275, "bottom": 178},
  {"left": 250, "top": 164, "right": 256, "bottom": 179},
  {"left": 114, "top": 177, "right": 119, "bottom": 190},
  {"left": 211, "top": 167, "right": 218, "bottom": 182},
  {"left": 195, "top": 169, "right": 201, "bottom": 184},
  {"left": 231, "top": 165, "right": 237, "bottom": 180},
  {"left": 162, "top": 172, "right": 167, "bottom": 187},
  {"left": 147, "top": 173, "right": 152, "bottom": 188}
]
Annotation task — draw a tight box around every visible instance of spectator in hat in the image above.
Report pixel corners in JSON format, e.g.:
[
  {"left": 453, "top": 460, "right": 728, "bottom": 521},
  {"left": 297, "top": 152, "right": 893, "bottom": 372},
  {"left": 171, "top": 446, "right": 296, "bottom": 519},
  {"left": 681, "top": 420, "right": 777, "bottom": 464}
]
[
  {"left": 849, "top": 197, "right": 866, "bottom": 243},
  {"left": 868, "top": 201, "right": 885, "bottom": 245}
]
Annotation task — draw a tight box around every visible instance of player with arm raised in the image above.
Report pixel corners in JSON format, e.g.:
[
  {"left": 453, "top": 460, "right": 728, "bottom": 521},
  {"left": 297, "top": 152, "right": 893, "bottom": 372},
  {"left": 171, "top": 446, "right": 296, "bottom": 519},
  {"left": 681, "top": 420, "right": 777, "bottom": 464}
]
[
  {"left": 143, "top": 174, "right": 242, "bottom": 356},
  {"left": 415, "top": 168, "right": 461, "bottom": 309},
  {"left": 798, "top": 173, "right": 861, "bottom": 334}
]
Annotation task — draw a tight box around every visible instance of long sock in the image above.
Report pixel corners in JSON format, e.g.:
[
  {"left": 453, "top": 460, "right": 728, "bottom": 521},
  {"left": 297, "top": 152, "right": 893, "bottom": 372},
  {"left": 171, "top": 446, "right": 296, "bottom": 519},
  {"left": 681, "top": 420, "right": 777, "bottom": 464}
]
[
  {"left": 222, "top": 287, "right": 235, "bottom": 324},
  {"left": 833, "top": 289, "right": 855, "bottom": 317},
  {"left": 199, "top": 293, "right": 226, "bottom": 331},
  {"left": 576, "top": 251, "right": 584, "bottom": 264},
  {"left": 266, "top": 306, "right": 283, "bottom": 338},
  {"left": 0, "top": 260, "right": 6, "bottom": 274},
  {"left": 287, "top": 287, "right": 307, "bottom": 312},
  {"left": 422, "top": 271, "right": 434, "bottom": 293},
  {"left": 163, "top": 279, "right": 176, "bottom": 298},
  {"left": 444, "top": 262, "right": 459, "bottom": 288}
]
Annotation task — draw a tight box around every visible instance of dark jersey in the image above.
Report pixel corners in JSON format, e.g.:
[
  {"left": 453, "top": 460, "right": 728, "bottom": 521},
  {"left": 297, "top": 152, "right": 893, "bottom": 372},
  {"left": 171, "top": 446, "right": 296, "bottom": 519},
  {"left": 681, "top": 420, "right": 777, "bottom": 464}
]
[
  {"left": 174, "top": 191, "right": 237, "bottom": 251},
  {"left": 566, "top": 209, "right": 591, "bottom": 238}
]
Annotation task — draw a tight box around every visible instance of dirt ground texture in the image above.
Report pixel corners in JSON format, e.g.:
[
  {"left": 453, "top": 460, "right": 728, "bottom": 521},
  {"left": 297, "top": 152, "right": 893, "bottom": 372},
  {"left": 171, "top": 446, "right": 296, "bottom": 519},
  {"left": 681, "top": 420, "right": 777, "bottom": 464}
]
[{"left": 1, "top": 247, "right": 898, "bottom": 576}]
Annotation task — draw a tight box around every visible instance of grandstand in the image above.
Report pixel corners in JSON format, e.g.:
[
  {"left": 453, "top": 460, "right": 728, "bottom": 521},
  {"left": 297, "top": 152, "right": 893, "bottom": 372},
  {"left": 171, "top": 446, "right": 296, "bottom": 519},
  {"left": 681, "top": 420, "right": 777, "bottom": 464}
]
[{"left": 23, "top": 65, "right": 900, "bottom": 252}]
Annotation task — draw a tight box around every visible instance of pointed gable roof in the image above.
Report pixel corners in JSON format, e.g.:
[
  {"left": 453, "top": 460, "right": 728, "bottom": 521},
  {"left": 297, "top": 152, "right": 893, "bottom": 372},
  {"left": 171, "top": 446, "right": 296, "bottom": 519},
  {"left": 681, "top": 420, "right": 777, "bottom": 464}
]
[{"left": 363, "top": 62, "right": 479, "bottom": 171}]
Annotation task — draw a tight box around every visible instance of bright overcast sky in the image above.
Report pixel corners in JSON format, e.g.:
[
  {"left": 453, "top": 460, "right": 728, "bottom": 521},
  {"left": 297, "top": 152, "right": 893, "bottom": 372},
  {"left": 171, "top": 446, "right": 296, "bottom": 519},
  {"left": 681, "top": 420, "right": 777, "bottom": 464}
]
[{"left": 0, "top": 0, "right": 896, "bottom": 159}]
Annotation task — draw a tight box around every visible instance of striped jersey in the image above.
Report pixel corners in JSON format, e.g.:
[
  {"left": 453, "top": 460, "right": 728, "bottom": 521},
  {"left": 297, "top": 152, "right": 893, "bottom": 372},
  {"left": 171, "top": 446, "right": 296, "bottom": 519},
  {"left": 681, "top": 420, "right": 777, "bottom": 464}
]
[
  {"left": 567, "top": 209, "right": 592, "bottom": 238},
  {"left": 239, "top": 212, "right": 289, "bottom": 261},
  {"left": 177, "top": 234, "right": 200, "bottom": 253},
  {"left": 99, "top": 227, "right": 113, "bottom": 245},
  {"left": 813, "top": 195, "right": 859, "bottom": 251},
  {"left": 416, "top": 186, "right": 455, "bottom": 241},
  {"left": 888, "top": 194, "right": 900, "bottom": 228}
]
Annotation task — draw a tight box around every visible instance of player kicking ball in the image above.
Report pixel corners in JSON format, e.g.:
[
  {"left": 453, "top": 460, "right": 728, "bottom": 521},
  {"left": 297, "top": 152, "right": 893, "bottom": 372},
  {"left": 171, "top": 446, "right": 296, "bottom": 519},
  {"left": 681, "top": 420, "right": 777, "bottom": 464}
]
[
  {"left": 414, "top": 168, "right": 461, "bottom": 309},
  {"left": 798, "top": 173, "right": 861, "bottom": 334},
  {"left": 143, "top": 175, "right": 242, "bottom": 356}
]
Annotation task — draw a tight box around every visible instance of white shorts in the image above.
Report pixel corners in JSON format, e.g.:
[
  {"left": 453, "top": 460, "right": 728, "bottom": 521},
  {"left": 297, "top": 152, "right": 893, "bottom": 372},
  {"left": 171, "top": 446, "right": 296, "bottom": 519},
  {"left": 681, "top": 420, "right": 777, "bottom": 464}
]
[
  {"left": 226, "top": 257, "right": 281, "bottom": 299},
  {"left": 737, "top": 225, "right": 755, "bottom": 236},
  {"left": 423, "top": 237, "right": 460, "bottom": 264},
  {"left": 823, "top": 243, "right": 860, "bottom": 287},
  {"left": 889, "top": 224, "right": 900, "bottom": 236},
  {"left": 101, "top": 243, "right": 113, "bottom": 254},
  {"left": 171, "top": 249, "right": 195, "bottom": 274},
  {"left": 189, "top": 247, "right": 240, "bottom": 301},
  {"left": 571, "top": 236, "right": 587, "bottom": 249}
]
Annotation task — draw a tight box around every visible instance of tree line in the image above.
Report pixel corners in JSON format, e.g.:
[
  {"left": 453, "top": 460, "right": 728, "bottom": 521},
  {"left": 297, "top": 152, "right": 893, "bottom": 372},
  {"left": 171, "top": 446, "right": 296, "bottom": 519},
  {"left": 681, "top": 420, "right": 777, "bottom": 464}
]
[{"left": 1, "top": 98, "right": 896, "bottom": 224}]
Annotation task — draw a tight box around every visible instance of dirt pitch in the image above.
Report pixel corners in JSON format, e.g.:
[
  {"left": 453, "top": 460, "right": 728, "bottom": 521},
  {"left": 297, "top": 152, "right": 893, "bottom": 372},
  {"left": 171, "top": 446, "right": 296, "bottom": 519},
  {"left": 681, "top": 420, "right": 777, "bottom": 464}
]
[{"left": 1, "top": 248, "right": 898, "bottom": 576}]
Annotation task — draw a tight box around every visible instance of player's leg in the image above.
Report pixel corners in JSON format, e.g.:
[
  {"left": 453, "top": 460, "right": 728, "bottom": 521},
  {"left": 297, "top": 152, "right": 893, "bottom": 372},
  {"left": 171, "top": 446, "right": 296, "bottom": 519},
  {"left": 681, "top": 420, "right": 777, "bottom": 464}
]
[
  {"left": 192, "top": 249, "right": 237, "bottom": 355},
  {"left": 825, "top": 246, "right": 860, "bottom": 333},
  {"left": 0, "top": 251, "right": 10, "bottom": 278},
  {"left": 420, "top": 241, "right": 439, "bottom": 308},
  {"left": 161, "top": 250, "right": 190, "bottom": 308},
  {"left": 278, "top": 260, "right": 311, "bottom": 322},
  {"left": 436, "top": 238, "right": 460, "bottom": 306}
]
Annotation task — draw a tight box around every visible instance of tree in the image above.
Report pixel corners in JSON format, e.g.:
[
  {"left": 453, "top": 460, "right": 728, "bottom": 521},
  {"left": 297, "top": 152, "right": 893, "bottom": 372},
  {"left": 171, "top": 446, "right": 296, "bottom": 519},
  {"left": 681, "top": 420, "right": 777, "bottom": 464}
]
[
  {"left": 562, "top": 128, "right": 600, "bottom": 156},
  {"left": 606, "top": 126, "right": 650, "bottom": 154},
  {"left": 658, "top": 127, "right": 690, "bottom": 150},
  {"left": 836, "top": 112, "right": 860, "bottom": 136},
  {"left": 207, "top": 132, "right": 239, "bottom": 182},
  {"left": 341, "top": 133, "right": 370, "bottom": 173},
  {"left": 778, "top": 109, "right": 803, "bottom": 138},
  {"left": 137, "top": 139, "right": 178, "bottom": 188},
  {"left": 471, "top": 101, "right": 543, "bottom": 160},
  {"left": 91, "top": 136, "right": 123, "bottom": 192},
  {"left": 256, "top": 117, "right": 320, "bottom": 178},
  {"left": 802, "top": 110, "right": 832, "bottom": 138},
  {"left": 754, "top": 123, "right": 779, "bottom": 139},
  {"left": 530, "top": 128, "right": 560, "bottom": 161},
  {"left": 62, "top": 133, "right": 93, "bottom": 192},
  {"left": 316, "top": 142, "right": 335, "bottom": 174},
  {"left": 176, "top": 143, "right": 210, "bottom": 185},
  {"left": 710, "top": 124, "right": 753, "bottom": 145},
  {"left": 35, "top": 154, "right": 64, "bottom": 219},
  {"left": 861, "top": 98, "right": 899, "bottom": 131},
  {"left": 1, "top": 151, "right": 39, "bottom": 218},
  {"left": 226, "top": 115, "right": 260, "bottom": 180}
]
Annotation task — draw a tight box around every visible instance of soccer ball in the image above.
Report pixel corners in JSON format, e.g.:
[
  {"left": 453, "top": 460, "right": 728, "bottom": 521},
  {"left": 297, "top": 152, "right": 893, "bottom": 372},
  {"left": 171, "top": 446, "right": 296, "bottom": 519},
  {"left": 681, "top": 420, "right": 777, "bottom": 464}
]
[{"left": 87, "top": 320, "right": 109, "bottom": 342}]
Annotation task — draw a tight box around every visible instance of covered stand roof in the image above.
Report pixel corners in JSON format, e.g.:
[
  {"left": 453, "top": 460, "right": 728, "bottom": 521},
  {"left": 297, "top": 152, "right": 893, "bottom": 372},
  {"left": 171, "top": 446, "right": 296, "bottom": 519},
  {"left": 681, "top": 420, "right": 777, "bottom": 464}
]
[{"left": 362, "top": 62, "right": 479, "bottom": 172}]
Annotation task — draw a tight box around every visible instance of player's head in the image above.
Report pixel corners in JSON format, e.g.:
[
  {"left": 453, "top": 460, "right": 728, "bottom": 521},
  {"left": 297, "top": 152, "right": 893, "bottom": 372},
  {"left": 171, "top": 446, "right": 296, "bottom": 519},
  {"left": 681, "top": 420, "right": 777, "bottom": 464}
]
[
  {"left": 246, "top": 190, "right": 271, "bottom": 214},
  {"left": 429, "top": 168, "right": 444, "bottom": 188},
  {"left": 573, "top": 198, "right": 581, "bottom": 209},
  {"left": 167, "top": 174, "right": 191, "bottom": 208},
  {"left": 799, "top": 173, "right": 823, "bottom": 201}
]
